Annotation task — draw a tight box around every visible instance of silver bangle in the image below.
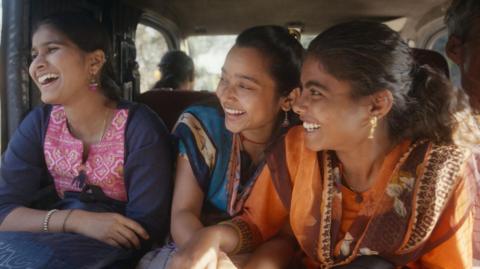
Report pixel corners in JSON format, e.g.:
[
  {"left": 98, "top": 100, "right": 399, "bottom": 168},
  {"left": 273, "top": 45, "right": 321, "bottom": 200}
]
[{"left": 42, "top": 209, "right": 58, "bottom": 232}]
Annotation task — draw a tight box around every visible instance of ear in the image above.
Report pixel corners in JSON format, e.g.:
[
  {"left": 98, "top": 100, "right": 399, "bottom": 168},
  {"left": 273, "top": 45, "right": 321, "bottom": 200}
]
[
  {"left": 445, "top": 35, "right": 464, "bottom": 66},
  {"left": 280, "top": 87, "right": 301, "bottom": 111},
  {"left": 369, "top": 90, "right": 393, "bottom": 119},
  {"left": 87, "top": 49, "right": 106, "bottom": 75}
]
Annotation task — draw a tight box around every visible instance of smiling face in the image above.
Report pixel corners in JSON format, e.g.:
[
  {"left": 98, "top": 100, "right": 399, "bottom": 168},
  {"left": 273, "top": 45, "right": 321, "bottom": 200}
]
[
  {"left": 29, "top": 24, "right": 92, "bottom": 105},
  {"left": 216, "top": 46, "right": 284, "bottom": 140},
  {"left": 294, "top": 56, "right": 372, "bottom": 151}
]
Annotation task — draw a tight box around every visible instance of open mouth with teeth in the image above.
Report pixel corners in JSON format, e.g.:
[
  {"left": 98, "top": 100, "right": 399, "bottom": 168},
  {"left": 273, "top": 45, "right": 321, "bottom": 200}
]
[
  {"left": 303, "top": 122, "right": 321, "bottom": 132},
  {"left": 37, "top": 73, "right": 59, "bottom": 86},
  {"left": 224, "top": 107, "right": 246, "bottom": 116}
]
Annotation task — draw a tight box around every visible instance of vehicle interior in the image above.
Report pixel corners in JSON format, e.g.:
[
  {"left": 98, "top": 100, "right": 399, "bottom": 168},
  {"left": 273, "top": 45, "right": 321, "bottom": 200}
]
[{"left": 0, "top": 0, "right": 455, "bottom": 149}]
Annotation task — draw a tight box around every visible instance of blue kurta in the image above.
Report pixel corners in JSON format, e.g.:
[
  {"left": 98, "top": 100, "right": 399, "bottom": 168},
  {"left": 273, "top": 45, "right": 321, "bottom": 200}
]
[{"left": 0, "top": 101, "right": 173, "bottom": 268}]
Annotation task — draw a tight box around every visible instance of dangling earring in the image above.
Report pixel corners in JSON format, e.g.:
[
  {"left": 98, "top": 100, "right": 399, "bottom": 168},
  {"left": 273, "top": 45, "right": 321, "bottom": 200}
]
[
  {"left": 368, "top": 116, "right": 378, "bottom": 139},
  {"left": 89, "top": 73, "right": 98, "bottom": 91},
  {"left": 281, "top": 110, "right": 290, "bottom": 127}
]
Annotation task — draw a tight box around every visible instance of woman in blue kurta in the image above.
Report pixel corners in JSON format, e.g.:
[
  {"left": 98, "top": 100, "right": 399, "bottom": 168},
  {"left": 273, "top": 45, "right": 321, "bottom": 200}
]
[
  {"left": 138, "top": 26, "right": 304, "bottom": 269},
  {"left": 0, "top": 12, "right": 172, "bottom": 268}
]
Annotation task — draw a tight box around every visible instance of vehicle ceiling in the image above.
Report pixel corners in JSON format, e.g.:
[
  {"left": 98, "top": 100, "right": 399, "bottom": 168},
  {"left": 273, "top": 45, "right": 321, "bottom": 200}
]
[{"left": 125, "top": 0, "right": 451, "bottom": 38}]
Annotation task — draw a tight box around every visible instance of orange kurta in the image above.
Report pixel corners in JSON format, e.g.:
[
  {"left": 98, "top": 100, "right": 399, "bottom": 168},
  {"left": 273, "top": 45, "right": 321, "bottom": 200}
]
[{"left": 238, "top": 126, "right": 474, "bottom": 268}]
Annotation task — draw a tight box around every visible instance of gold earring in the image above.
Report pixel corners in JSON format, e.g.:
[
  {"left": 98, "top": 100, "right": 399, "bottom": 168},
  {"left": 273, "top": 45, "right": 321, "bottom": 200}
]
[{"left": 368, "top": 116, "right": 377, "bottom": 139}]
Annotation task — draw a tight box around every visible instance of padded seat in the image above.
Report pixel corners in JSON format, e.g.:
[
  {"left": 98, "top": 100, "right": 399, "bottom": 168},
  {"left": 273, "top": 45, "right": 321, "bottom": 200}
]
[{"left": 137, "top": 89, "right": 217, "bottom": 131}]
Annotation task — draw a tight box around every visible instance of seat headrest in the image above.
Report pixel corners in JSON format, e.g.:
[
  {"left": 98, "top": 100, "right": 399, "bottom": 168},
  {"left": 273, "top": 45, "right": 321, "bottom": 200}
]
[{"left": 137, "top": 89, "right": 217, "bottom": 131}]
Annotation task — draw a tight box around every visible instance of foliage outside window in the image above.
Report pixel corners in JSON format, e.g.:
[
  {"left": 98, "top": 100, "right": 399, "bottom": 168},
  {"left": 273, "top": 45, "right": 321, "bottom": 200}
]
[
  {"left": 135, "top": 24, "right": 169, "bottom": 93},
  {"left": 186, "top": 35, "right": 236, "bottom": 92}
]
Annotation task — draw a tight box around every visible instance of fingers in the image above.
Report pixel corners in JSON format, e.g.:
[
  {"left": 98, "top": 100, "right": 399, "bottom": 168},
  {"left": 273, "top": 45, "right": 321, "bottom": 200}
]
[
  {"left": 115, "top": 225, "right": 141, "bottom": 249},
  {"left": 205, "top": 257, "right": 217, "bottom": 269},
  {"left": 218, "top": 252, "right": 238, "bottom": 269},
  {"left": 193, "top": 248, "right": 217, "bottom": 269},
  {"left": 116, "top": 215, "right": 149, "bottom": 240},
  {"left": 105, "top": 238, "right": 121, "bottom": 248}
]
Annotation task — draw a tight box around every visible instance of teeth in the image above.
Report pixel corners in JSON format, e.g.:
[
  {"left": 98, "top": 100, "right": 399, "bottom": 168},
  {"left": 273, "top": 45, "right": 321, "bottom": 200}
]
[
  {"left": 303, "top": 122, "right": 321, "bottom": 132},
  {"left": 38, "top": 73, "right": 59, "bottom": 84},
  {"left": 224, "top": 108, "right": 245, "bottom": 115}
]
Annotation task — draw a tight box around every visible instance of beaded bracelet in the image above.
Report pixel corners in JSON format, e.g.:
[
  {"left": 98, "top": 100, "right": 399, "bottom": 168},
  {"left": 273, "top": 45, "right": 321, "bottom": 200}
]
[{"left": 42, "top": 209, "right": 58, "bottom": 232}]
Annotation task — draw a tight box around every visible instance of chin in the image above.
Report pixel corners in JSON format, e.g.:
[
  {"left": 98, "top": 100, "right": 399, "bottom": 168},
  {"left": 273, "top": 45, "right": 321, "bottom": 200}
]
[
  {"left": 304, "top": 141, "right": 322, "bottom": 152},
  {"left": 40, "top": 94, "right": 60, "bottom": 105},
  {"left": 40, "top": 96, "right": 54, "bottom": 104},
  {"left": 224, "top": 121, "right": 243, "bottom": 134}
]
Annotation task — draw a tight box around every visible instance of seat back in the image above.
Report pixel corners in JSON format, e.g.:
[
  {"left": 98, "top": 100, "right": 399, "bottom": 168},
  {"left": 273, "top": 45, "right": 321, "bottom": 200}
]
[{"left": 137, "top": 89, "right": 217, "bottom": 131}]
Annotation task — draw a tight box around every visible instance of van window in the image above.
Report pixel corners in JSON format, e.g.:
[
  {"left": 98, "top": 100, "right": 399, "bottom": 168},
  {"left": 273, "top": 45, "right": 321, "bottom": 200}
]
[
  {"left": 135, "top": 23, "right": 169, "bottom": 93},
  {"left": 187, "top": 35, "right": 236, "bottom": 92},
  {"left": 1, "top": 0, "right": 3, "bottom": 45},
  {"left": 187, "top": 33, "right": 316, "bottom": 92},
  {"left": 1, "top": 0, "right": 3, "bottom": 135},
  {"left": 301, "top": 34, "right": 315, "bottom": 48},
  {"left": 429, "top": 32, "right": 461, "bottom": 87},
  {"left": 426, "top": 28, "right": 461, "bottom": 87}
]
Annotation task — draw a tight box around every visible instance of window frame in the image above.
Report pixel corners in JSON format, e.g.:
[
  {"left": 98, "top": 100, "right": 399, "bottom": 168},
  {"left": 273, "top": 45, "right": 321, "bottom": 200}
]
[{"left": 134, "top": 12, "right": 180, "bottom": 94}]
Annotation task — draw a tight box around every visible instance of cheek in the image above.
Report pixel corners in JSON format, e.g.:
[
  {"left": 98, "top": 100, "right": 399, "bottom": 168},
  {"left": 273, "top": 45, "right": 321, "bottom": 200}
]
[
  {"left": 322, "top": 107, "right": 363, "bottom": 136},
  {"left": 216, "top": 85, "right": 227, "bottom": 101},
  {"left": 247, "top": 95, "right": 280, "bottom": 121},
  {"left": 28, "top": 65, "right": 36, "bottom": 82}
]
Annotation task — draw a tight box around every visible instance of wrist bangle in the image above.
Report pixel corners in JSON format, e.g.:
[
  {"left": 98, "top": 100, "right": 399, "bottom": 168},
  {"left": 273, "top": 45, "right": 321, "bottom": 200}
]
[
  {"left": 62, "top": 209, "right": 74, "bottom": 233},
  {"left": 218, "top": 219, "right": 255, "bottom": 254},
  {"left": 43, "top": 209, "right": 58, "bottom": 232},
  {"left": 218, "top": 221, "right": 243, "bottom": 254}
]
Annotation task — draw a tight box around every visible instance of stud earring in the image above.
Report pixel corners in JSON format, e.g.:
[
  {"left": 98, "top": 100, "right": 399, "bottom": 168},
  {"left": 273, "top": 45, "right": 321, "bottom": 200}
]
[{"left": 368, "top": 116, "right": 378, "bottom": 139}]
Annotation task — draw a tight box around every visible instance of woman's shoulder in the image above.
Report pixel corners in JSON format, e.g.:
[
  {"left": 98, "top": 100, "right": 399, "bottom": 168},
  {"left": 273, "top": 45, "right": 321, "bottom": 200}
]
[
  {"left": 283, "top": 125, "right": 314, "bottom": 157},
  {"left": 183, "top": 103, "right": 223, "bottom": 121},
  {"left": 120, "top": 100, "right": 169, "bottom": 133},
  {"left": 269, "top": 125, "right": 317, "bottom": 175},
  {"left": 27, "top": 104, "right": 53, "bottom": 119},
  {"left": 19, "top": 104, "right": 53, "bottom": 132},
  {"left": 175, "top": 103, "right": 226, "bottom": 133},
  {"left": 285, "top": 125, "right": 304, "bottom": 142}
]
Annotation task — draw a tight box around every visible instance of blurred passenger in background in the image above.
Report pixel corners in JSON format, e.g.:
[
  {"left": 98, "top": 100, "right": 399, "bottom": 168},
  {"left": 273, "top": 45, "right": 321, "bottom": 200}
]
[{"left": 152, "top": 50, "right": 195, "bottom": 91}]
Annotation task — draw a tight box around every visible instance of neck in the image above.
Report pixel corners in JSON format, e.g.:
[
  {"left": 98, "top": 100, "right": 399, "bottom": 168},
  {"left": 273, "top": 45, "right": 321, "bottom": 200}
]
[
  {"left": 63, "top": 92, "right": 114, "bottom": 144},
  {"left": 336, "top": 124, "right": 394, "bottom": 193},
  {"left": 239, "top": 120, "right": 276, "bottom": 164}
]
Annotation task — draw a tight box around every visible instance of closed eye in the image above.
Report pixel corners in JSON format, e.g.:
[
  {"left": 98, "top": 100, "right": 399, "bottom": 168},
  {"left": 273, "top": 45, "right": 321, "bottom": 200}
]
[
  {"left": 238, "top": 83, "right": 252, "bottom": 90},
  {"left": 47, "top": 47, "right": 59, "bottom": 54},
  {"left": 310, "top": 88, "right": 324, "bottom": 97}
]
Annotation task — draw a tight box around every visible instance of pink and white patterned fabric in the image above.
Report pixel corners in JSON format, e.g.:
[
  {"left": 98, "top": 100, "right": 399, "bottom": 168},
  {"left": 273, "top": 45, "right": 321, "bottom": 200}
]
[{"left": 44, "top": 106, "right": 129, "bottom": 201}]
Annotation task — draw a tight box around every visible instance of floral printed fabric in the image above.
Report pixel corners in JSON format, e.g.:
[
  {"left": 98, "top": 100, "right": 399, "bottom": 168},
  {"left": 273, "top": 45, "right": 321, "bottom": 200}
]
[{"left": 44, "top": 106, "right": 128, "bottom": 201}]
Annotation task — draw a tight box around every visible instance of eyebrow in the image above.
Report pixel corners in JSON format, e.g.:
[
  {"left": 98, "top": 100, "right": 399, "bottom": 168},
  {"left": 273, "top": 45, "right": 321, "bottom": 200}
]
[
  {"left": 221, "top": 68, "right": 261, "bottom": 85},
  {"left": 31, "top": 40, "right": 67, "bottom": 50},
  {"left": 235, "top": 74, "right": 260, "bottom": 85},
  {"left": 304, "top": 80, "right": 329, "bottom": 91}
]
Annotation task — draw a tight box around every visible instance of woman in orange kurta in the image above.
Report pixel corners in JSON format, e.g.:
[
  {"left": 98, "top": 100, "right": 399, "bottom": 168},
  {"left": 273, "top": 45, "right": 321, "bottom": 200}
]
[{"left": 168, "top": 21, "right": 478, "bottom": 269}]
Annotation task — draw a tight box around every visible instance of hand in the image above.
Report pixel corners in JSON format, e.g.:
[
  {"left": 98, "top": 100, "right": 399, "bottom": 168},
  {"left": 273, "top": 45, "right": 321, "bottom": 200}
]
[
  {"left": 168, "top": 227, "right": 223, "bottom": 269},
  {"left": 67, "top": 210, "right": 149, "bottom": 249},
  {"left": 243, "top": 259, "right": 281, "bottom": 269},
  {"left": 217, "top": 252, "right": 239, "bottom": 269},
  {"left": 229, "top": 254, "right": 250, "bottom": 268}
]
